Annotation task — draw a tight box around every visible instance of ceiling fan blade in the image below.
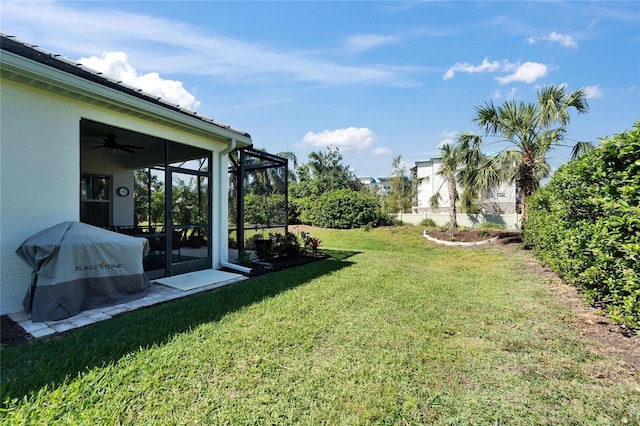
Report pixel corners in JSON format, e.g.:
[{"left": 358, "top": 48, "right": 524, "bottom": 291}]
[
  {"left": 119, "top": 146, "right": 137, "bottom": 153},
  {"left": 119, "top": 144, "right": 144, "bottom": 150}
]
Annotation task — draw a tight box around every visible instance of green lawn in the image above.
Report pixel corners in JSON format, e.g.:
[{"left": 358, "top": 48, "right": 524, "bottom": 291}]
[{"left": 1, "top": 226, "right": 638, "bottom": 424}]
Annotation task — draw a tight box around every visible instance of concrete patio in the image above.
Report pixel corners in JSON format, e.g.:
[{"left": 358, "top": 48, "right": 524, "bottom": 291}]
[{"left": 9, "top": 269, "right": 249, "bottom": 339}]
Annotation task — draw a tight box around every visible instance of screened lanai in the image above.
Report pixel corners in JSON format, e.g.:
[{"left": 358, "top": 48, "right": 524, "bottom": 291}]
[{"left": 228, "top": 148, "right": 290, "bottom": 253}]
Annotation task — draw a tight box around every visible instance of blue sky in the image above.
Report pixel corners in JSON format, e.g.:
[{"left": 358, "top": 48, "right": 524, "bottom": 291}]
[{"left": 2, "top": 1, "right": 639, "bottom": 176}]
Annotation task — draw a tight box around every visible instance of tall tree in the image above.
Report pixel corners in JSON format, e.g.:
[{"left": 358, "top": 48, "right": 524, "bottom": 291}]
[
  {"left": 291, "top": 147, "right": 359, "bottom": 198},
  {"left": 429, "top": 143, "right": 463, "bottom": 234},
  {"left": 458, "top": 84, "right": 591, "bottom": 225},
  {"left": 386, "top": 155, "right": 412, "bottom": 214}
]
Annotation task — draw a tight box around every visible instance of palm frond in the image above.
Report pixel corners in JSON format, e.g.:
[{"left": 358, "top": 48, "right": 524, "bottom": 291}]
[
  {"left": 566, "top": 88, "right": 590, "bottom": 115},
  {"left": 455, "top": 132, "right": 483, "bottom": 151},
  {"left": 473, "top": 101, "right": 501, "bottom": 135},
  {"left": 570, "top": 141, "right": 595, "bottom": 159},
  {"left": 429, "top": 192, "right": 442, "bottom": 209}
]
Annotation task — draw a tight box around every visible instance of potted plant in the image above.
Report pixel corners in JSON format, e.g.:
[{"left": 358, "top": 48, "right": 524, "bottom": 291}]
[{"left": 252, "top": 235, "right": 273, "bottom": 260}]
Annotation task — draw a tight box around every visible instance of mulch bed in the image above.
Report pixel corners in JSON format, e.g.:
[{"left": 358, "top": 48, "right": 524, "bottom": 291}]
[
  {"left": 1, "top": 314, "right": 32, "bottom": 346},
  {"left": 229, "top": 253, "right": 330, "bottom": 278}
]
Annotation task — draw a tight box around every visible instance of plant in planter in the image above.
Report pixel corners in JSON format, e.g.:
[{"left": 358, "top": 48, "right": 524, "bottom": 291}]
[{"left": 251, "top": 235, "right": 274, "bottom": 260}]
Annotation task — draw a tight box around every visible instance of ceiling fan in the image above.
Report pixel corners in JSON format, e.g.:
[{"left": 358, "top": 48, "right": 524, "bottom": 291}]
[{"left": 93, "top": 135, "right": 144, "bottom": 153}]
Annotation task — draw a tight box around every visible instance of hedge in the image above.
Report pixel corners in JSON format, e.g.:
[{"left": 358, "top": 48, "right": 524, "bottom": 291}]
[
  {"left": 524, "top": 120, "right": 640, "bottom": 330},
  {"left": 304, "top": 188, "right": 383, "bottom": 229}
]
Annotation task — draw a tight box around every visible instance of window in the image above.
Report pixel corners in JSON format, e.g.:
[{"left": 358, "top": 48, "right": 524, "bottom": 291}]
[{"left": 80, "top": 174, "right": 111, "bottom": 227}]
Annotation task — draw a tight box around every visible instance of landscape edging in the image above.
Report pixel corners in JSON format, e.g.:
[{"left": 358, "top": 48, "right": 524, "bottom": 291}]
[{"left": 423, "top": 230, "right": 500, "bottom": 246}]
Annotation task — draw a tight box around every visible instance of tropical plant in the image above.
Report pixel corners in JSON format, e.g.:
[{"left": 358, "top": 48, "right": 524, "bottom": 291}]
[
  {"left": 300, "top": 231, "right": 322, "bottom": 255},
  {"left": 457, "top": 84, "right": 591, "bottom": 225},
  {"left": 428, "top": 143, "right": 463, "bottom": 234}
]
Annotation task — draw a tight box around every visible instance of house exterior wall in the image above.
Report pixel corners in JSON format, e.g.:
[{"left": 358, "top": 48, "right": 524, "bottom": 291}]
[
  {"left": 0, "top": 78, "right": 231, "bottom": 315},
  {"left": 1, "top": 81, "right": 83, "bottom": 314},
  {"left": 480, "top": 181, "right": 518, "bottom": 214},
  {"left": 413, "top": 158, "right": 518, "bottom": 215},
  {"left": 414, "top": 159, "right": 450, "bottom": 212}
]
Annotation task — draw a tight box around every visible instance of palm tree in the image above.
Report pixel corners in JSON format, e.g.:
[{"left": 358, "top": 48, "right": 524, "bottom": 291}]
[
  {"left": 458, "top": 84, "right": 591, "bottom": 226},
  {"left": 429, "top": 143, "right": 463, "bottom": 234}
]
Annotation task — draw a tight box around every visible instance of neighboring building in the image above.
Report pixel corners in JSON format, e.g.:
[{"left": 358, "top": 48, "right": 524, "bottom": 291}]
[
  {"left": 1, "top": 35, "right": 254, "bottom": 316},
  {"left": 358, "top": 176, "right": 392, "bottom": 198},
  {"left": 411, "top": 157, "right": 520, "bottom": 214}
]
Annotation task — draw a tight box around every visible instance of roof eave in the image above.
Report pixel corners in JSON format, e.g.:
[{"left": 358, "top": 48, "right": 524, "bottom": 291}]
[{"left": 1, "top": 46, "right": 252, "bottom": 148}]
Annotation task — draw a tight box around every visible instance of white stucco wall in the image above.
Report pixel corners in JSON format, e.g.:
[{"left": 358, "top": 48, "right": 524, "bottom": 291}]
[
  {"left": 1, "top": 81, "right": 82, "bottom": 314},
  {"left": 415, "top": 159, "right": 449, "bottom": 210},
  {"left": 414, "top": 159, "right": 518, "bottom": 214},
  {"left": 397, "top": 212, "right": 521, "bottom": 230},
  {"left": 0, "top": 78, "right": 230, "bottom": 315}
]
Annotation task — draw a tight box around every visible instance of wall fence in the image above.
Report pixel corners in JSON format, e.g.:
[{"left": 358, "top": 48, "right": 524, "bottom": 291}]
[{"left": 396, "top": 212, "right": 521, "bottom": 230}]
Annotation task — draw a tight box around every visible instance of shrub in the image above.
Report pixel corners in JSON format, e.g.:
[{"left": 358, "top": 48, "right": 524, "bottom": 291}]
[
  {"left": 420, "top": 218, "right": 438, "bottom": 228},
  {"left": 524, "top": 120, "right": 640, "bottom": 330},
  {"left": 480, "top": 221, "right": 506, "bottom": 230},
  {"left": 379, "top": 215, "right": 403, "bottom": 226},
  {"left": 244, "top": 193, "right": 286, "bottom": 226},
  {"left": 270, "top": 232, "right": 303, "bottom": 258},
  {"left": 305, "top": 189, "right": 383, "bottom": 229},
  {"left": 237, "top": 250, "right": 251, "bottom": 266},
  {"left": 438, "top": 222, "right": 451, "bottom": 232}
]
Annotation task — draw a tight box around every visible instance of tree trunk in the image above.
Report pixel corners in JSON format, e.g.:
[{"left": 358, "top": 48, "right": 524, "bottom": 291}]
[
  {"left": 447, "top": 177, "right": 458, "bottom": 235},
  {"left": 518, "top": 153, "right": 535, "bottom": 228}
]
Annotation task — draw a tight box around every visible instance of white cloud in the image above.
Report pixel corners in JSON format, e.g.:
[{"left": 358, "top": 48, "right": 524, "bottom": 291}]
[
  {"left": 493, "top": 88, "right": 518, "bottom": 99},
  {"left": 300, "top": 127, "right": 377, "bottom": 153},
  {"left": 78, "top": 51, "right": 201, "bottom": 111},
  {"left": 496, "top": 62, "right": 548, "bottom": 84},
  {"left": 444, "top": 57, "right": 548, "bottom": 85},
  {"left": 527, "top": 31, "right": 577, "bottom": 48},
  {"left": 1, "top": 2, "right": 419, "bottom": 88},
  {"left": 345, "top": 34, "right": 401, "bottom": 53},
  {"left": 437, "top": 131, "right": 458, "bottom": 148},
  {"left": 373, "top": 147, "right": 392, "bottom": 155},
  {"left": 583, "top": 85, "right": 603, "bottom": 99},
  {"left": 443, "top": 57, "right": 500, "bottom": 80},
  {"left": 547, "top": 31, "right": 577, "bottom": 48}
]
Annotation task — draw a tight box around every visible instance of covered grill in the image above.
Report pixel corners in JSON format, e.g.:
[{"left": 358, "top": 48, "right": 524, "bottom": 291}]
[{"left": 16, "top": 221, "right": 151, "bottom": 322}]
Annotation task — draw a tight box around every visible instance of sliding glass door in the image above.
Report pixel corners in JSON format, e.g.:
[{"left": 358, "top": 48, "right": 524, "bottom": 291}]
[
  {"left": 131, "top": 143, "right": 212, "bottom": 278},
  {"left": 168, "top": 167, "right": 211, "bottom": 275}
]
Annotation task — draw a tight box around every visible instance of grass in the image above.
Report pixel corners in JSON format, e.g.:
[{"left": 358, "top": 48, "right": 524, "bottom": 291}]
[{"left": 1, "top": 226, "right": 638, "bottom": 424}]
